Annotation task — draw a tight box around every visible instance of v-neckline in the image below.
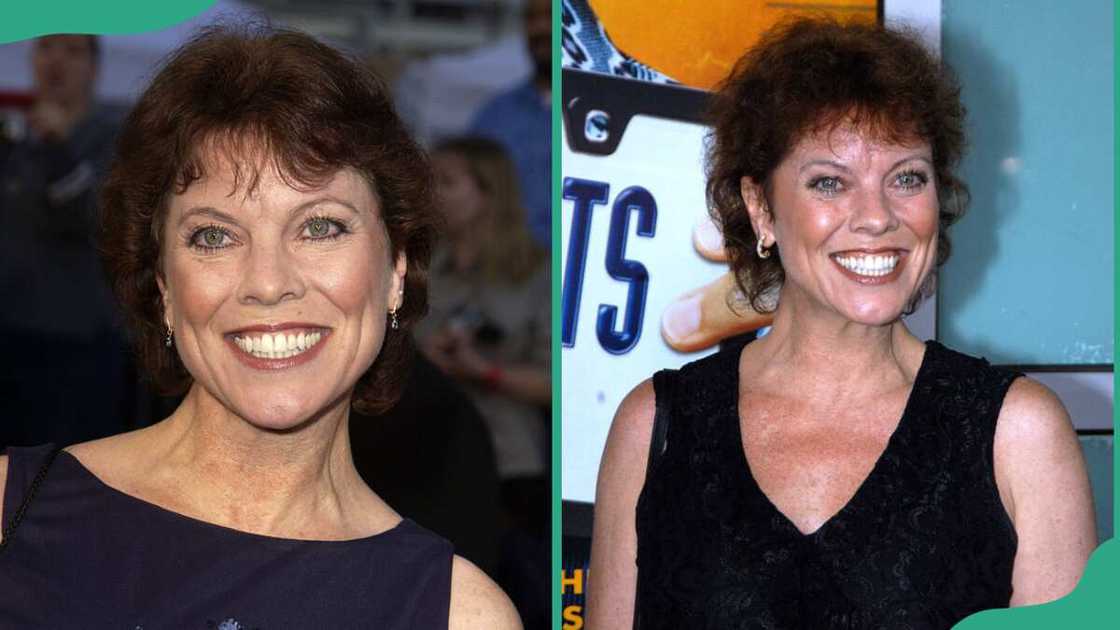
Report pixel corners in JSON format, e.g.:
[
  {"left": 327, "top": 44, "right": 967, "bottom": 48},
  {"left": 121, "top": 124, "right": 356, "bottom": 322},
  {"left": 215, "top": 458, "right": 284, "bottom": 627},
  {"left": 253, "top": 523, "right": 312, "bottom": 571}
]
[{"left": 730, "top": 339, "right": 935, "bottom": 538}]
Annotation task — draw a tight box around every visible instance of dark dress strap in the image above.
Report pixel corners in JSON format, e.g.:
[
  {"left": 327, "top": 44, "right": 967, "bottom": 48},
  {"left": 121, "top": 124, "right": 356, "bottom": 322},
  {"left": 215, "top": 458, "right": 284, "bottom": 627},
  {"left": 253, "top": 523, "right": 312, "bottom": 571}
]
[
  {"left": 647, "top": 369, "right": 678, "bottom": 475},
  {"left": 1, "top": 443, "right": 60, "bottom": 552}
]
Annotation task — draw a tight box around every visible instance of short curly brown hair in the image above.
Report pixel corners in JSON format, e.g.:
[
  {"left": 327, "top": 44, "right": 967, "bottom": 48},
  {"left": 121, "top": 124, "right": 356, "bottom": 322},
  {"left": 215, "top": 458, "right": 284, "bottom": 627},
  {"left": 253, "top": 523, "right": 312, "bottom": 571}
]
[
  {"left": 100, "top": 25, "right": 437, "bottom": 415},
  {"left": 706, "top": 17, "right": 968, "bottom": 313}
]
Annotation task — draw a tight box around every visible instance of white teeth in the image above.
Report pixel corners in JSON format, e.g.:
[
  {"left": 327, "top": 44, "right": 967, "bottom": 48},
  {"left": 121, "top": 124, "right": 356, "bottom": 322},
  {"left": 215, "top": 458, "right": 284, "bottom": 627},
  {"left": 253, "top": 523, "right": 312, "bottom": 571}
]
[
  {"left": 233, "top": 330, "right": 325, "bottom": 360},
  {"left": 835, "top": 254, "right": 900, "bottom": 277}
]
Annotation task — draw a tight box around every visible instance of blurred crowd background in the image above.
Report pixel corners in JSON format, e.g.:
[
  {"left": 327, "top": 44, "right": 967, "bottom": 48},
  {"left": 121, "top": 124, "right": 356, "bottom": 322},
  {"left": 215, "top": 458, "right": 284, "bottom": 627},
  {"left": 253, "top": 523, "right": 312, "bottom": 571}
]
[{"left": 0, "top": 1, "right": 550, "bottom": 627}]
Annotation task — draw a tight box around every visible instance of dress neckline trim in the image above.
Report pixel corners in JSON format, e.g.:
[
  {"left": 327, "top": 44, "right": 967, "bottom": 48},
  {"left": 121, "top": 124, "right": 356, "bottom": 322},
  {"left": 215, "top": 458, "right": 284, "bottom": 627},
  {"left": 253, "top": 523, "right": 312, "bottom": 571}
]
[{"left": 55, "top": 449, "right": 409, "bottom": 546}]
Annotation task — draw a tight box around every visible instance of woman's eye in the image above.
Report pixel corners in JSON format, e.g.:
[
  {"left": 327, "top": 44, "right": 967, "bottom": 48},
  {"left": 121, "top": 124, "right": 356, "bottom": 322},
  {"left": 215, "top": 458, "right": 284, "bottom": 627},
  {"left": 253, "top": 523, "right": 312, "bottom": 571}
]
[
  {"left": 190, "top": 226, "right": 233, "bottom": 250},
  {"left": 809, "top": 176, "right": 842, "bottom": 195},
  {"left": 303, "top": 217, "right": 345, "bottom": 240},
  {"left": 896, "top": 170, "right": 929, "bottom": 190}
]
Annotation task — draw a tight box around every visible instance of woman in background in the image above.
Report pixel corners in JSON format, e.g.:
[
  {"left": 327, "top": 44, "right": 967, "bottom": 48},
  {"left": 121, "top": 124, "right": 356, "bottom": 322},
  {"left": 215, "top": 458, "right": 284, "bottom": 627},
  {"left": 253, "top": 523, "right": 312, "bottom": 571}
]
[
  {"left": 423, "top": 137, "right": 550, "bottom": 478},
  {"left": 422, "top": 136, "right": 551, "bottom": 628}
]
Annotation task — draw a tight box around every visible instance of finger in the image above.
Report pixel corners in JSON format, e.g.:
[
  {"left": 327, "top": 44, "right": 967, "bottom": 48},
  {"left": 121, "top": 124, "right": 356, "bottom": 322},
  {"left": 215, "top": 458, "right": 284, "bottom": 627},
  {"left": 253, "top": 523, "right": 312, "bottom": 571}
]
[
  {"left": 692, "top": 215, "right": 730, "bottom": 263},
  {"left": 661, "top": 272, "right": 772, "bottom": 353}
]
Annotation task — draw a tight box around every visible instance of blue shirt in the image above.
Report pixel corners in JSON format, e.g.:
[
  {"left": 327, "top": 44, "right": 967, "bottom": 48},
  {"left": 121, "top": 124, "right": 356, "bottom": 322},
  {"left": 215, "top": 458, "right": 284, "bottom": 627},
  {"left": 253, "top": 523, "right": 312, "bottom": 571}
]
[{"left": 470, "top": 80, "right": 552, "bottom": 247}]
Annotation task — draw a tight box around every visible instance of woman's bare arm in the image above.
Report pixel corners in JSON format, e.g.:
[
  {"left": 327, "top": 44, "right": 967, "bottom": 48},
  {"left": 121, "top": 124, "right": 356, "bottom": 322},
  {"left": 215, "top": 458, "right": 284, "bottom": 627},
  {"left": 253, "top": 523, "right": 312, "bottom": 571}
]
[
  {"left": 449, "top": 555, "right": 522, "bottom": 630},
  {"left": 994, "top": 378, "right": 1096, "bottom": 605},
  {"left": 586, "top": 379, "right": 656, "bottom": 629}
]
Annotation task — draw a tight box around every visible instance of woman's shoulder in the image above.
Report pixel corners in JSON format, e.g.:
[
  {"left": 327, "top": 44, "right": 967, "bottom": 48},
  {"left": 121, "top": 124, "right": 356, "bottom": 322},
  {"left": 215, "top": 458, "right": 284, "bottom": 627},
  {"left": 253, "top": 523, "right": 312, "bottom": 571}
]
[
  {"left": 606, "top": 347, "right": 739, "bottom": 459},
  {"left": 995, "top": 376, "right": 1074, "bottom": 448},
  {"left": 449, "top": 555, "right": 522, "bottom": 630},
  {"left": 993, "top": 377, "right": 1096, "bottom": 600},
  {"left": 593, "top": 379, "right": 659, "bottom": 519},
  {"left": 609, "top": 378, "right": 658, "bottom": 455}
]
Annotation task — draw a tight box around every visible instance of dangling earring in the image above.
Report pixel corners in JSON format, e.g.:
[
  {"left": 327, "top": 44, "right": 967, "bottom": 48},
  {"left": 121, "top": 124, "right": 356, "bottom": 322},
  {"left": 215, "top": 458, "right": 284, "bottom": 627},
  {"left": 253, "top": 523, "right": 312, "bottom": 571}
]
[
  {"left": 756, "top": 235, "right": 771, "bottom": 259},
  {"left": 164, "top": 324, "right": 174, "bottom": 347},
  {"left": 390, "top": 287, "right": 403, "bottom": 330}
]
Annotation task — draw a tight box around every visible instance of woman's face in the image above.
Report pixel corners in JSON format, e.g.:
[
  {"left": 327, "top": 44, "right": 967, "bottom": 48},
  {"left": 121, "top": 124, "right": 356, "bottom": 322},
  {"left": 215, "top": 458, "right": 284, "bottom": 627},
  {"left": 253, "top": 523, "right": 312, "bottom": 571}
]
[
  {"left": 745, "top": 126, "right": 939, "bottom": 326},
  {"left": 433, "top": 151, "right": 487, "bottom": 233},
  {"left": 159, "top": 151, "right": 406, "bottom": 430}
]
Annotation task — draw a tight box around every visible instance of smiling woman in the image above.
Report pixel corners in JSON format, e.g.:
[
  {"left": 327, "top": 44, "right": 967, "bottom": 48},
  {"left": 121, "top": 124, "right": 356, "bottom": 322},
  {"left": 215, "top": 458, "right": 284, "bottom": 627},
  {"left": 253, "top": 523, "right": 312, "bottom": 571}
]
[
  {"left": 586, "top": 17, "right": 1096, "bottom": 630},
  {"left": 0, "top": 25, "right": 520, "bottom": 630},
  {"left": 159, "top": 159, "right": 405, "bottom": 431}
]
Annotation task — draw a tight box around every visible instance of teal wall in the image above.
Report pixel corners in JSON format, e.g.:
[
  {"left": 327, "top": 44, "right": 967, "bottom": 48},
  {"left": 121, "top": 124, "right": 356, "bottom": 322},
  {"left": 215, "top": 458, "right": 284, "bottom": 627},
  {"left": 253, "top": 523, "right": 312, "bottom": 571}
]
[
  {"left": 940, "top": 0, "right": 1113, "bottom": 366},
  {"left": 1079, "top": 435, "right": 1113, "bottom": 542}
]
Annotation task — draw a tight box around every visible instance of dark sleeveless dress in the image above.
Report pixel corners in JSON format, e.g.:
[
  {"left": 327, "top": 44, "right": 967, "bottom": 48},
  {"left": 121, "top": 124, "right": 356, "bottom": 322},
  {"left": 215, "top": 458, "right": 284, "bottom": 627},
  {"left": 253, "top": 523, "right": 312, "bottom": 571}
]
[
  {"left": 0, "top": 445, "right": 453, "bottom": 629},
  {"left": 634, "top": 340, "right": 1020, "bottom": 630}
]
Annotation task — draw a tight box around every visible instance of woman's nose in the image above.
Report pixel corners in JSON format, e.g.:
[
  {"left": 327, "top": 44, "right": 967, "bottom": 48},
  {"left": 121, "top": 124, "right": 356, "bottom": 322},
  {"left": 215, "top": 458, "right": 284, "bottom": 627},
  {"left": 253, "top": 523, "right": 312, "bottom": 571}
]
[
  {"left": 849, "top": 189, "right": 900, "bottom": 235},
  {"left": 237, "top": 240, "right": 306, "bottom": 306}
]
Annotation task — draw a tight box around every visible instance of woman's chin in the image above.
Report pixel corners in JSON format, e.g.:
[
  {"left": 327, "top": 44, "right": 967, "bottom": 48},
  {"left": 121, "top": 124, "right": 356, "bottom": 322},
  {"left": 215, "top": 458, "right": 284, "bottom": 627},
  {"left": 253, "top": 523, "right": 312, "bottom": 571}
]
[
  {"left": 233, "top": 397, "right": 337, "bottom": 432},
  {"left": 838, "top": 300, "right": 906, "bottom": 327}
]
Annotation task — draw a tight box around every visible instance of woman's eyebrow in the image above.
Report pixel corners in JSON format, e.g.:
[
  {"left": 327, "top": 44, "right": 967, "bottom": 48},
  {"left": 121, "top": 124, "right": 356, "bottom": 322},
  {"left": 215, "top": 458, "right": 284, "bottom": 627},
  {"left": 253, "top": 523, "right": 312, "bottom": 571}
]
[
  {"left": 887, "top": 155, "right": 934, "bottom": 171},
  {"left": 797, "top": 154, "right": 934, "bottom": 175},
  {"left": 178, "top": 206, "right": 241, "bottom": 227},
  {"left": 799, "top": 159, "right": 851, "bottom": 174},
  {"left": 178, "top": 196, "right": 363, "bottom": 227},
  {"left": 287, "top": 196, "right": 362, "bottom": 217}
]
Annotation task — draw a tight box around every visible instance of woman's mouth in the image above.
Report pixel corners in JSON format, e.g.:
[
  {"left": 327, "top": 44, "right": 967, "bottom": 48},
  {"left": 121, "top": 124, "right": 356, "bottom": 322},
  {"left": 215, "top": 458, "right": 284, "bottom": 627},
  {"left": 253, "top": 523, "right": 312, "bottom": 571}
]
[
  {"left": 830, "top": 250, "right": 906, "bottom": 283},
  {"left": 225, "top": 326, "right": 331, "bottom": 369},
  {"left": 232, "top": 330, "right": 325, "bottom": 359}
]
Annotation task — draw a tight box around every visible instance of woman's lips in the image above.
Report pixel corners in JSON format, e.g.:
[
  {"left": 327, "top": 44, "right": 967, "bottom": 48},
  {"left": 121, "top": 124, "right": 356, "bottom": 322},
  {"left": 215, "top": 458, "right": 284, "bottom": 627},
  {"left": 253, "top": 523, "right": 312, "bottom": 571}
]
[
  {"left": 225, "top": 327, "right": 331, "bottom": 370},
  {"left": 829, "top": 249, "right": 907, "bottom": 285}
]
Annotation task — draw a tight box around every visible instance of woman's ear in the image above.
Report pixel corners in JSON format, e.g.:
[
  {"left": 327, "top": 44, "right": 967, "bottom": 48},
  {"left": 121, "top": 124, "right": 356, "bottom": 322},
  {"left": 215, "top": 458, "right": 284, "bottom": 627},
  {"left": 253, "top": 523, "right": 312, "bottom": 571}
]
[
  {"left": 390, "top": 252, "right": 407, "bottom": 310},
  {"left": 156, "top": 274, "right": 172, "bottom": 330},
  {"left": 740, "top": 176, "right": 774, "bottom": 245}
]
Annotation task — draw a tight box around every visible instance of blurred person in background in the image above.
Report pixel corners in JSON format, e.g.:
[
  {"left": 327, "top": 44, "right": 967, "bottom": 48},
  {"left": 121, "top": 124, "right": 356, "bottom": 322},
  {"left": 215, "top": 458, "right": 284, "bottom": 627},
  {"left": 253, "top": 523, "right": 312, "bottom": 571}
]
[
  {"left": 469, "top": 0, "right": 551, "bottom": 247},
  {"left": 422, "top": 136, "right": 551, "bottom": 630},
  {"left": 0, "top": 34, "right": 130, "bottom": 449}
]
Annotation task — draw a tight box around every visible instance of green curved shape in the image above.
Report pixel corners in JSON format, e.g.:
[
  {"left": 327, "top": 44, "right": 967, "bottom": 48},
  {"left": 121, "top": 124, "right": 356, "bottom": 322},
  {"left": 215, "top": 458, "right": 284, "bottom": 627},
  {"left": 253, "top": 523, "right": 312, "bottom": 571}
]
[
  {"left": 955, "top": 540, "right": 1118, "bottom": 628},
  {"left": 1, "top": 0, "right": 216, "bottom": 44}
]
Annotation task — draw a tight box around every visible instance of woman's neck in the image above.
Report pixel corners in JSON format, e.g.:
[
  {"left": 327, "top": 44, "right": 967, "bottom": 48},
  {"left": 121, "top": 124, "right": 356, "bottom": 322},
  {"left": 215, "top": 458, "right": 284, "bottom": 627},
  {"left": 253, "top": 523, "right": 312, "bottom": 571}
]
[
  {"left": 141, "top": 385, "right": 387, "bottom": 539},
  {"left": 748, "top": 288, "right": 926, "bottom": 399}
]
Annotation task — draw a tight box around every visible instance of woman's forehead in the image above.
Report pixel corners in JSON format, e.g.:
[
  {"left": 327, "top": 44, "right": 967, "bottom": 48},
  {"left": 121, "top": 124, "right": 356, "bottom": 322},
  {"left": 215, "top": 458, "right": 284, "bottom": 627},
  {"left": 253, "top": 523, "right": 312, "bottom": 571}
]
[
  {"left": 786, "top": 123, "right": 931, "bottom": 165},
  {"left": 175, "top": 140, "right": 376, "bottom": 212}
]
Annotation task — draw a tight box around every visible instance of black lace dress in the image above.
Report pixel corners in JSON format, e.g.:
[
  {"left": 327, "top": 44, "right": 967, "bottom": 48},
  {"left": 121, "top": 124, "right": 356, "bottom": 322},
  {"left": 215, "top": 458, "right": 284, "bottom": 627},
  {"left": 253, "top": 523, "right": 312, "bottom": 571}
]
[{"left": 634, "top": 340, "right": 1020, "bottom": 630}]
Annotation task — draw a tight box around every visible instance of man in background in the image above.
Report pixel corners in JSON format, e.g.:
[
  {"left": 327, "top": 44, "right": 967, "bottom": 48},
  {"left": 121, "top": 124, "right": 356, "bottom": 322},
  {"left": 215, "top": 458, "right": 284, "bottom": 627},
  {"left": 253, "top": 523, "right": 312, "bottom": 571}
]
[
  {"left": 470, "top": 0, "right": 551, "bottom": 247},
  {"left": 0, "top": 34, "right": 130, "bottom": 448}
]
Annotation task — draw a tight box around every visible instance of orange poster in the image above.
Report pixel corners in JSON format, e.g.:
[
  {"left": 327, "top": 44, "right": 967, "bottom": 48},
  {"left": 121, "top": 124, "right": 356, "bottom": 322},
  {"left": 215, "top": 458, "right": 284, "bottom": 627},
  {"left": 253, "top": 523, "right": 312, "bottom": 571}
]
[{"left": 589, "top": 0, "right": 878, "bottom": 89}]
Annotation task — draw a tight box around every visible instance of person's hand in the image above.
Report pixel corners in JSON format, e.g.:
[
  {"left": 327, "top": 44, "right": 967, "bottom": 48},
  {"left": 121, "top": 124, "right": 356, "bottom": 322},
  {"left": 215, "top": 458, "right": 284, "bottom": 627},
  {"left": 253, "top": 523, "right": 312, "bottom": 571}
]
[
  {"left": 421, "top": 324, "right": 494, "bottom": 383},
  {"left": 26, "top": 100, "right": 79, "bottom": 142},
  {"left": 660, "top": 217, "right": 773, "bottom": 352}
]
